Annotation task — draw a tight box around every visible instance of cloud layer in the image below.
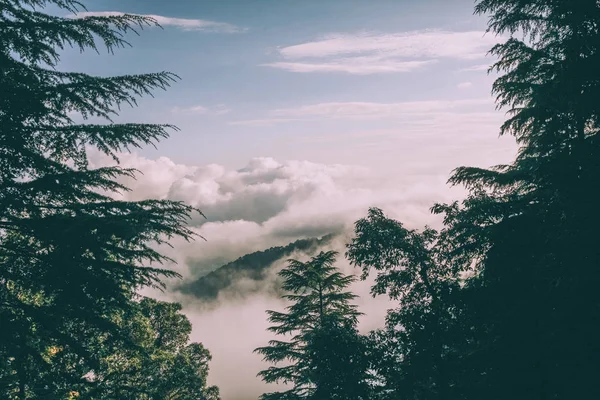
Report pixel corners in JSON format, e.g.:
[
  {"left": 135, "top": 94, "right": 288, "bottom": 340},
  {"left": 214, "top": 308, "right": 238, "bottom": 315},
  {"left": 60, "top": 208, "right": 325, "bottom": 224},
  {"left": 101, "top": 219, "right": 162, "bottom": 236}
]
[
  {"left": 263, "top": 30, "right": 502, "bottom": 74},
  {"left": 231, "top": 98, "right": 499, "bottom": 127},
  {"left": 171, "top": 104, "right": 231, "bottom": 116},
  {"left": 90, "top": 152, "right": 463, "bottom": 399},
  {"left": 270, "top": 98, "right": 490, "bottom": 119},
  {"left": 72, "top": 11, "right": 244, "bottom": 33}
]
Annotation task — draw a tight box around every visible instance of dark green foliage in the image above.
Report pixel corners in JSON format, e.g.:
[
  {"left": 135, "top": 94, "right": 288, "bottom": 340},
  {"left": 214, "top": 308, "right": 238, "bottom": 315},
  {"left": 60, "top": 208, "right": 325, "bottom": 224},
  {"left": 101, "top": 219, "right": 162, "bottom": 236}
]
[
  {"left": 0, "top": 0, "right": 208, "bottom": 397},
  {"left": 81, "top": 298, "right": 220, "bottom": 399},
  {"left": 255, "top": 251, "right": 371, "bottom": 400},
  {"left": 305, "top": 316, "right": 372, "bottom": 400},
  {"left": 342, "top": 2, "right": 600, "bottom": 398},
  {"left": 427, "top": 0, "right": 600, "bottom": 399},
  {"left": 178, "top": 234, "right": 336, "bottom": 302},
  {"left": 347, "top": 208, "right": 465, "bottom": 400}
]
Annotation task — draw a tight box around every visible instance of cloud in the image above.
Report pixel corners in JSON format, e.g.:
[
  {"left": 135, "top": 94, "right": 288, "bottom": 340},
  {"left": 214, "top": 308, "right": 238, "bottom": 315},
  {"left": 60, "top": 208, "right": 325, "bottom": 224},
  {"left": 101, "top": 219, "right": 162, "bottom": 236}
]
[
  {"left": 88, "top": 151, "right": 457, "bottom": 291},
  {"left": 172, "top": 104, "right": 231, "bottom": 116},
  {"left": 262, "top": 59, "right": 437, "bottom": 75},
  {"left": 71, "top": 11, "right": 244, "bottom": 33},
  {"left": 228, "top": 118, "right": 299, "bottom": 127},
  {"left": 459, "top": 63, "right": 491, "bottom": 72},
  {"left": 457, "top": 81, "right": 473, "bottom": 89},
  {"left": 172, "top": 105, "right": 208, "bottom": 115},
  {"left": 167, "top": 235, "right": 395, "bottom": 400},
  {"left": 263, "top": 30, "right": 502, "bottom": 74},
  {"left": 88, "top": 150, "right": 476, "bottom": 292},
  {"left": 92, "top": 151, "right": 514, "bottom": 399},
  {"left": 271, "top": 98, "right": 490, "bottom": 118},
  {"left": 229, "top": 98, "right": 497, "bottom": 127}
]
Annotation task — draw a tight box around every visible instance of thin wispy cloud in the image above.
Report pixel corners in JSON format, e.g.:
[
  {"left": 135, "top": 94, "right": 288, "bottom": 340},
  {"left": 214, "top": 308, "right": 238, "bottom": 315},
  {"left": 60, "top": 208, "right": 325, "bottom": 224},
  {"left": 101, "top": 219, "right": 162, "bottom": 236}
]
[
  {"left": 264, "top": 59, "right": 436, "bottom": 75},
  {"left": 263, "top": 30, "right": 502, "bottom": 75},
  {"left": 229, "top": 99, "right": 495, "bottom": 126},
  {"left": 270, "top": 99, "right": 492, "bottom": 119},
  {"left": 228, "top": 118, "right": 299, "bottom": 127},
  {"left": 71, "top": 11, "right": 244, "bottom": 33},
  {"left": 459, "top": 64, "right": 491, "bottom": 72},
  {"left": 172, "top": 104, "right": 231, "bottom": 116},
  {"left": 457, "top": 81, "right": 473, "bottom": 89}
]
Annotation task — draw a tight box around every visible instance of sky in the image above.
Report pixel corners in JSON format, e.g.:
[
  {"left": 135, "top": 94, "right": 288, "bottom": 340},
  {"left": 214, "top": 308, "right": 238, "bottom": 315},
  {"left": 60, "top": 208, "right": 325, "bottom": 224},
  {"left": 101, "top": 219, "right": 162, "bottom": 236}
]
[
  {"left": 56, "top": 0, "right": 515, "bottom": 173},
  {"left": 54, "top": 1, "right": 518, "bottom": 399}
]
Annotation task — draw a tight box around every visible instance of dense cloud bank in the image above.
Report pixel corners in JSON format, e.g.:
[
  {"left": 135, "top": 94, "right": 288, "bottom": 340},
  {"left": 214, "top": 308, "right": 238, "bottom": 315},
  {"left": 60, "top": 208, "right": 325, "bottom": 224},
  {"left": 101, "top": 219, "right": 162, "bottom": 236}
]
[
  {"left": 87, "top": 152, "right": 472, "bottom": 399},
  {"left": 89, "top": 152, "right": 451, "bottom": 275}
]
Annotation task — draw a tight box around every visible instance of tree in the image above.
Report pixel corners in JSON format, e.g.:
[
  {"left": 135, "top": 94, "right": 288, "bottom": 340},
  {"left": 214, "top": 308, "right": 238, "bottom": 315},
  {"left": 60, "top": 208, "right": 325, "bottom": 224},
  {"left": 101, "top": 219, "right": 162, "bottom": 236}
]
[
  {"left": 254, "top": 251, "right": 372, "bottom": 400},
  {"left": 82, "top": 298, "right": 220, "bottom": 400},
  {"left": 428, "top": 0, "right": 600, "bottom": 398},
  {"left": 346, "top": 208, "right": 466, "bottom": 400},
  {"left": 0, "top": 0, "right": 203, "bottom": 397}
]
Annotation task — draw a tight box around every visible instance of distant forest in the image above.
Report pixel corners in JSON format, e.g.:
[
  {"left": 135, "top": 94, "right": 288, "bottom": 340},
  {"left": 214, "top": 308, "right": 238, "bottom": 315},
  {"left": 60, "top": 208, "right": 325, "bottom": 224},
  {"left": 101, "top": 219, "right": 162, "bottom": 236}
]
[
  {"left": 178, "top": 234, "right": 336, "bottom": 302},
  {"left": 1, "top": 0, "right": 599, "bottom": 399}
]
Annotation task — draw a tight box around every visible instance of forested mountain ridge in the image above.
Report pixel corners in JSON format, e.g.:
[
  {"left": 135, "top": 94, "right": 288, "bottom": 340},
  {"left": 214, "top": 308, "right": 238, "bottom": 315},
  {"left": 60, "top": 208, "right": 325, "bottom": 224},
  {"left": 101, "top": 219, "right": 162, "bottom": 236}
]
[{"left": 177, "top": 234, "right": 337, "bottom": 301}]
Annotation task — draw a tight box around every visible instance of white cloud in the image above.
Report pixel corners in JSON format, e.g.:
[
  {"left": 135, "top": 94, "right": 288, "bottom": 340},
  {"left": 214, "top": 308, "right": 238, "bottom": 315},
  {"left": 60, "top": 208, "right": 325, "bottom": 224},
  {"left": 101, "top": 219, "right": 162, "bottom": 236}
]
[
  {"left": 71, "top": 11, "right": 244, "bottom": 33},
  {"left": 228, "top": 118, "right": 299, "bottom": 127},
  {"left": 459, "top": 63, "right": 491, "bottom": 72},
  {"left": 94, "top": 146, "right": 516, "bottom": 399},
  {"left": 269, "top": 98, "right": 492, "bottom": 119},
  {"left": 168, "top": 234, "right": 395, "bottom": 400},
  {"left": 94, "top": 153, "right": 457, "bottom": 399},
  {"left": 264, "top": 30, "right": 502, "bottom": 74},
  {"left": 172, "top": 104, "right": 231, "bottom": 116},
  {"left": 229, "top": 98, "right": 496, "bottom": 127},
  {"left": 213, "top": 104, "right": 232, "bottom": 116},
  {"left": 262, "top": 59, "right": 436, "bottom": 75},
  {"left": 172, "top": 105, "right": 208, "bottom": 115},
  {"left": 457, "top": 81, "right": 473, "bottom": 89},
  {"left": 88, "top": 152, "right": 460, "bottom": 282},
  {"left": 278, "top": 30, "right": 495, "bottom": 59}
]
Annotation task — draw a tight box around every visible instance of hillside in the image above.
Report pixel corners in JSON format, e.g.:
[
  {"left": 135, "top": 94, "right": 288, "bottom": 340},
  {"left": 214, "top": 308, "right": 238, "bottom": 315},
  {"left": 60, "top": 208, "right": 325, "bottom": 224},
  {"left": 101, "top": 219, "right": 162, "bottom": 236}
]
[{"left": 177, "top": 233, "right": 336, "bottom": 301}]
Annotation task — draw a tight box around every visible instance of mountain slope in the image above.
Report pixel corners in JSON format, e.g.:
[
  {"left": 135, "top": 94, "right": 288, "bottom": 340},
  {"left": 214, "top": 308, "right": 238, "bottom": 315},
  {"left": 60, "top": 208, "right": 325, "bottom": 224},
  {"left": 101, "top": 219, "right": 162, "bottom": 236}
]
[{"left": 177, "top": 234, "right": 336, "bottom": 301}]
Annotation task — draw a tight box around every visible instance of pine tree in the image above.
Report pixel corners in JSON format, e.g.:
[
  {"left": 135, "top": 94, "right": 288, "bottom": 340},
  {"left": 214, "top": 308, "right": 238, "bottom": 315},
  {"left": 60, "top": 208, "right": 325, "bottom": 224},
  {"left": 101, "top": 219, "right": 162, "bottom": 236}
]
[
  {"left": 429, "top": 0, "right": 600, "bottom": 398},
  {"left": 0, "top": 1, "right": 202, "bottom": 397},
  {"left": 254, "top": 251, "right": 371, "bottom": 400}
]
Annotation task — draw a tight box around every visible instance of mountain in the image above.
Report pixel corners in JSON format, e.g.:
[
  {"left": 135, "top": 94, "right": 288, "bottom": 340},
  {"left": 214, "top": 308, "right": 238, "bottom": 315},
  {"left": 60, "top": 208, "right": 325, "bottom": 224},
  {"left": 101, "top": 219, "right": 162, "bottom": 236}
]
[{"left": 176, "top": 234, "right": 337, "bottom": 302}]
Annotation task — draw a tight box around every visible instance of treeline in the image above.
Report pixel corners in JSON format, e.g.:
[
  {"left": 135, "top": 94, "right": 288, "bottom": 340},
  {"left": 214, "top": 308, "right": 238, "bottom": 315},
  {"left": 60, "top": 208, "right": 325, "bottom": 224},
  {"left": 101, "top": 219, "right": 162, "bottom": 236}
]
[{"left": 1, "top": 0, "right": 599, "bottom": 399}]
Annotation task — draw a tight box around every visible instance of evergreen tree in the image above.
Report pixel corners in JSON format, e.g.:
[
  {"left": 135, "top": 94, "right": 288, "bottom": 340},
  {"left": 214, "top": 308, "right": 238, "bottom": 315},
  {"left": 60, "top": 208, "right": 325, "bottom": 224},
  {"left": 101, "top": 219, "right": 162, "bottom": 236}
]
[
  {"left": 255, "top": 251, "right": 371, "bottom": 400},
  {"left": 429, "top": 0, "right": 600, "bottom": 398},
  {"left": 0, "top": 0, "right": 202, "bottom": 397}
]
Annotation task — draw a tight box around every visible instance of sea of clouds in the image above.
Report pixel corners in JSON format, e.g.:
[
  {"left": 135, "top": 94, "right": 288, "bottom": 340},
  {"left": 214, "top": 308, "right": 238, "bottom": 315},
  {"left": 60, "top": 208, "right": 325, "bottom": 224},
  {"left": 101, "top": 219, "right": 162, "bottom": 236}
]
[{"left": 88, "top": 151, "right": 506, "bottom": 399}]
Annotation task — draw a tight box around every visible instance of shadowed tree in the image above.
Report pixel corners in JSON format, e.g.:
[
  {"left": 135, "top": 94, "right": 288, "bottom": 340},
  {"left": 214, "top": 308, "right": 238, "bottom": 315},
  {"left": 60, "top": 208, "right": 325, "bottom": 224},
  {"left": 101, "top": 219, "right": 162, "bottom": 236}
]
[
  {"left": 427, "top": 0, "right": 600, "bottom": 398},
  {"left": 346, "top": 207, "right": 467, "bottom": 400},
  {"left": 255, "top": 251, "right": 372, "bottom": 400},
  {"left": 0, "top": 0, "right": 205, "bottom": 397},
  {"left": 79, "top": 298, "right": 220, "bottom": 400}
]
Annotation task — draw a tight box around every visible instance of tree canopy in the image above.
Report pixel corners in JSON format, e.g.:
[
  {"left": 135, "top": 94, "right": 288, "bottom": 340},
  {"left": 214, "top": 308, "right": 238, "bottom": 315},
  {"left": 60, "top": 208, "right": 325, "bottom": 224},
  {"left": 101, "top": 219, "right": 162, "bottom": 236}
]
[
  {"left": 0, "top": 1, "right": 214, "bottom": 398},
  {"left": 3, "top": 0, "right": 599, "bottom": 398},
  {"left": 255, "top": 251, "right": 372, "bottom": 400}
]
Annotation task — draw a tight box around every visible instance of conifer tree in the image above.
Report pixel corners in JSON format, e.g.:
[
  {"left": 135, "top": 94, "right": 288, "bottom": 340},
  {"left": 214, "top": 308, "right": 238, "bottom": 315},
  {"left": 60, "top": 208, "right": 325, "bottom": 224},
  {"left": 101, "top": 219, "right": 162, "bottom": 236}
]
[
  {"left": 429, "top": 1, "right": 600, "bottom": 398},
  {"left": 255, "top": 251, "right": 371, "bottom": 400},
  {"left": 0, "top": 1, "right": 202, "bottom": 397}
]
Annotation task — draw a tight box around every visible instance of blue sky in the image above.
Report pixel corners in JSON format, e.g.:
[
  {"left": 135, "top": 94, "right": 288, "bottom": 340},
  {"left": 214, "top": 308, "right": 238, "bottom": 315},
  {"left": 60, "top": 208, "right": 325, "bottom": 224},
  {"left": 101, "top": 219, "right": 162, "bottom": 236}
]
[{"left": 56, "top": 0, "right": 515, "bottom": 175}]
